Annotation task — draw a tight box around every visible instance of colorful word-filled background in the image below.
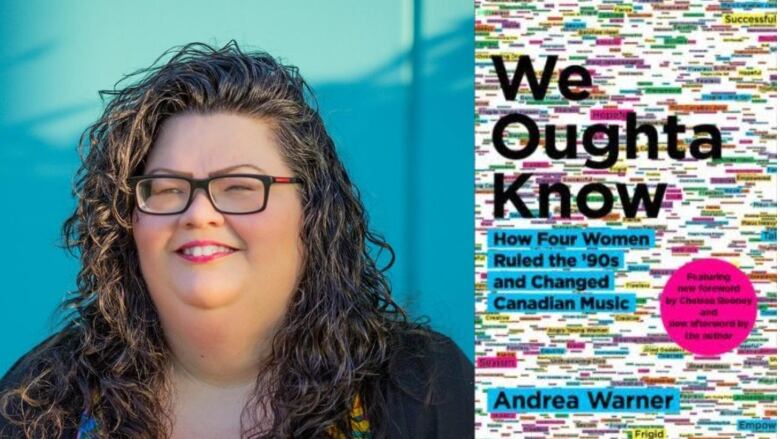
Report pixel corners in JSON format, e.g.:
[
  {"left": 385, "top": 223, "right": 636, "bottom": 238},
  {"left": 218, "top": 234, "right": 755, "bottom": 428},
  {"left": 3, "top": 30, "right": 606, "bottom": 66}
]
[{"left": 475, "top": 0, "right": 777, "bottom": 437}]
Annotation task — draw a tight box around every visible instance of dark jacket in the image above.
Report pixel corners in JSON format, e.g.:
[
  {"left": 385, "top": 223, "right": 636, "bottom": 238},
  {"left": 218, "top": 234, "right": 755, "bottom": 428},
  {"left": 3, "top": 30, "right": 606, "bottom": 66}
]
[{"left": 0, "top": 330, "right": 474, "bottom": 438}]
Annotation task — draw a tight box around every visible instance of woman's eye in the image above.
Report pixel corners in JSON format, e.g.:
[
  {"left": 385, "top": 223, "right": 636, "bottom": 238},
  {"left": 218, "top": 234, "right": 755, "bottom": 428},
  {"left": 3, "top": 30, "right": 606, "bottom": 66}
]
[
  {"left": 226, "top": 185, "right": 252, "bottom": 191},
  {"left": 154, "top": 187, "right": 183, "bottom": 195}
]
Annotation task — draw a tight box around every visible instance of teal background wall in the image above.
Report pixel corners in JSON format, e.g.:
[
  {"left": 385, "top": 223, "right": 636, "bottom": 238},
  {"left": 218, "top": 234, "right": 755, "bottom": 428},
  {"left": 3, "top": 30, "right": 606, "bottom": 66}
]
[{"left": 0, "top": 0, "right": 474, "bottom": 374}]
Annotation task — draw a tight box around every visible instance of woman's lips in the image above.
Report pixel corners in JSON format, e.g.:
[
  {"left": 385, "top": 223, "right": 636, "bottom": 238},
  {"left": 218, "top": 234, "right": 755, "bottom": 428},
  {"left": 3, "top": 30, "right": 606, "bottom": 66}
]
[{"left": 176, "top": 248, "right": 237, "bottom": 263}]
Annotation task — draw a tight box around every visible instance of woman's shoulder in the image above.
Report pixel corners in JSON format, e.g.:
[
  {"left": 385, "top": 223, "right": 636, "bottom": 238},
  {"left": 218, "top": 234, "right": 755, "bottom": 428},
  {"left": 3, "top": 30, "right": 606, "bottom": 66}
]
[
  {"left": 388, "top": 328, "right": 472, "bottom": 386},
  {"left": 0, "top": 331, "right": 69, "bottom": 388},
  {"left": 0, "top": 331, "right": 78, "bottom": 438},
  {"left": 383, "top": 327, "right": 474, "bottom": 438}
]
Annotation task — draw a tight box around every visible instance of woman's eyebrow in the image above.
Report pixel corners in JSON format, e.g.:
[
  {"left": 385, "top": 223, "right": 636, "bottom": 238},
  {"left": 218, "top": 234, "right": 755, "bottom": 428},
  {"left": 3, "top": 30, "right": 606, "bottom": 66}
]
[{"left": 145, "top": 164, "right": 267, "bottom": 176}]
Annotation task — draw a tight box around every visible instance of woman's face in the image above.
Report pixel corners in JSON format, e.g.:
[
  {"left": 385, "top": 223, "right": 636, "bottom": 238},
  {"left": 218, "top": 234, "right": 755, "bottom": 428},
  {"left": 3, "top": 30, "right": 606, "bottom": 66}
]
[{"left": 132, "top": 112, "right": 303, "bottom": 331}]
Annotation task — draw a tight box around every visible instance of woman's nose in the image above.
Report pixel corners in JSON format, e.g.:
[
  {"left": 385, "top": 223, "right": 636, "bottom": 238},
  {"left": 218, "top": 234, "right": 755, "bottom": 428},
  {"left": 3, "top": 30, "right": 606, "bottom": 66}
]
[{"left": 178, "top": 188, "right": 225, "bottom": 228}]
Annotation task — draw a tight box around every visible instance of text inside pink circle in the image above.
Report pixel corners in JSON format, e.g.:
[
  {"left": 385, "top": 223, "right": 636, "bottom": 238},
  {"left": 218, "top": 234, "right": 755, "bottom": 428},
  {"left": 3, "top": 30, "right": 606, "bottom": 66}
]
[{"left": 660, "top": 258, "right": 757, "bottom": 356}]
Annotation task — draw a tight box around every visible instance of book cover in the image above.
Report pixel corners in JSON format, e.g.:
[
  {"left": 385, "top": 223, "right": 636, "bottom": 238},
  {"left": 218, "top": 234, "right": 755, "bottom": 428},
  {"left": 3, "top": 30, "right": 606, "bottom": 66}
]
[{"left": 475, "top": 1, "right": 777, "bottom": 437}]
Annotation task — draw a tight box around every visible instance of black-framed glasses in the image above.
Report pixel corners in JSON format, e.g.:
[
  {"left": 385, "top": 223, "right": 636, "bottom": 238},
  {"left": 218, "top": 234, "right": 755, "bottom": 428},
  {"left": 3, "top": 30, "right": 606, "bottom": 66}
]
[{"left": 128, "top": 174, "right": 302, "bottom": 215}]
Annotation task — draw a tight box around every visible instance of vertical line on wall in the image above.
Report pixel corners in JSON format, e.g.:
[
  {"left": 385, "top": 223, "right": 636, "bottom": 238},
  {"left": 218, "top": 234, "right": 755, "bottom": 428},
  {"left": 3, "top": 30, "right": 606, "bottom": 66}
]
[{"left": 403, "top": 0, "right": 422, "bottom": 314}]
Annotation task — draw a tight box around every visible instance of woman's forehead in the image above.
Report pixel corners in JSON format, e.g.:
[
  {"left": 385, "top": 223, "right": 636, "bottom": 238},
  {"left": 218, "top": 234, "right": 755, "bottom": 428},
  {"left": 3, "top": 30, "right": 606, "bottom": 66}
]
[{"left": 144, "top": 112, "right": 289, "bottom": 175}]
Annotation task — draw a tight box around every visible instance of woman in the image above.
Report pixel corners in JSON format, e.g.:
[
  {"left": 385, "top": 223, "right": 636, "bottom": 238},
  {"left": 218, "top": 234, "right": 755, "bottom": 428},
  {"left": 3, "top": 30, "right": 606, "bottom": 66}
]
[{"left": 0, "top": 42, "right": 473, "bottom": 438}]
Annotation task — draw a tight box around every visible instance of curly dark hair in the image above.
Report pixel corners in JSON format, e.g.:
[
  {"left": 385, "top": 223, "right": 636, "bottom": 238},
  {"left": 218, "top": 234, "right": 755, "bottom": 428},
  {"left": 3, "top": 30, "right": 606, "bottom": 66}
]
[{"left": 0, "top": 40, "right": 435, "bottom": 438}]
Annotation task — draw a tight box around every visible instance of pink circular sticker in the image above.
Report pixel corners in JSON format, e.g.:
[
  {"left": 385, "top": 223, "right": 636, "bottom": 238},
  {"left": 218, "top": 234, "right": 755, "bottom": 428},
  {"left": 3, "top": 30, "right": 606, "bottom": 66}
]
[{"left": 660, "top": 258, "right": 757, "bottom": 355}]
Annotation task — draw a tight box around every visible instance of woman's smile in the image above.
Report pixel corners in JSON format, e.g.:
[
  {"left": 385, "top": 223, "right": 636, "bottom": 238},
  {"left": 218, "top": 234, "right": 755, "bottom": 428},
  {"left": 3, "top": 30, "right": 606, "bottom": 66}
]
[
  {"left": 176, "top": 248, "right": 236, "bottom": 263},
  {"left": 175, "top": 240, "right": 239, "bottom": 264}
]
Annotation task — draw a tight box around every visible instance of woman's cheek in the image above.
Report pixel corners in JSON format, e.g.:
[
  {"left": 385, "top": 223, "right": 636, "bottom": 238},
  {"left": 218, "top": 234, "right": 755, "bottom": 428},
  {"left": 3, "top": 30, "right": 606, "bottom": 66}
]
[{"left": 239, "top": 219, "right": 301, "bottom": 303}]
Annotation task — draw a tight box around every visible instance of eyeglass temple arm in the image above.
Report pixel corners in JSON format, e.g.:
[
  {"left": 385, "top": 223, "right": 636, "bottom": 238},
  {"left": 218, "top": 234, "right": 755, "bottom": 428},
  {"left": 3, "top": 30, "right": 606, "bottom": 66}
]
[{"left": 272, "top": 177, "right": 303, "bottom": 184}]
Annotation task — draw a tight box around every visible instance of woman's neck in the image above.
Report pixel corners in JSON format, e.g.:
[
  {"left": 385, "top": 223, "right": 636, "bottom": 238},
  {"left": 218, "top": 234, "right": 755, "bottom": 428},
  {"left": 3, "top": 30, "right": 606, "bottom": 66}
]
[
  {"left": 160, "top": 306, "right": 278, "bottom": 388},
  {"left": 167, "top": 358, "right": 264, "bottom": 439}
]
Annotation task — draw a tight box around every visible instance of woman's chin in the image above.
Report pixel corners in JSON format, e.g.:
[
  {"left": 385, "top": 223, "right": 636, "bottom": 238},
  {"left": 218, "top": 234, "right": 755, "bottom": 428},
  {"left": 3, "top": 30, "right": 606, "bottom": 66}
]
[{"left": 174, "top": 284, "right": 241, "bottom": 309}]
